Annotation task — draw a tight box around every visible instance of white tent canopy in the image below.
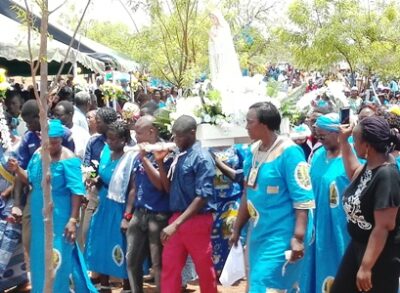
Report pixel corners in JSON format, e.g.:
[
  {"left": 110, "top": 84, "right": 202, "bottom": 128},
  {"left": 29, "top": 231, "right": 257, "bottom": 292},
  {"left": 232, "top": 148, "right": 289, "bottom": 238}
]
[{"left": 0, "top": 14, "right": 105, "bottom": 74}]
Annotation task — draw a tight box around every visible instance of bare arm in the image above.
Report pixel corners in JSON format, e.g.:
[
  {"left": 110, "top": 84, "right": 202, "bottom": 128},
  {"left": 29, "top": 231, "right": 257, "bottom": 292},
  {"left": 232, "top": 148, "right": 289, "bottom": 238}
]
[
  {"left": 290, "top": 209, "right": 309, "bottom": 262},
  {"left": 293, "top": 209, "right": 308, "bottom": 241},
  {"left": 1, "top": 184, "right": 14, "bottom": 198},
  {"left": 356, "top": 208, "right": 398, "bottom": 292},
  {"left": 70, "top": 195, "right": 82, "bottom": 220},
  {"left": 154, "top": 150, "right": 171, "bottom": 193},
  {"left": 121, "top": 173, "right": 136, "bottom": 233},
  {"left": 214, "top": 157, "right": 237, "bottom": 182},
  {"left": 64, "top": 195, "right": 82, "bottom": 243},
  {"left": 8, "top": 158, "right": 29, "bottom": 185},
  {"left": 12, "top": 176, "right": 24, "bottom": 208},
  {"left": 141, "top": 156, "right": 163, "bottom": 191},
  {"left": 161, "top": 196, "right": 207, "bottom": 245},
  {"left": 339, "top": 125, "right": 362, "bottom": 180},
  {"left": 124, "top": 173, "right": 136, "bottom": 215},
  {"left": 229, "top": 192, "right": 250, "bottom": 246},
  {"left": 174, "top": 197, "right": 206, "bottom": 227}
]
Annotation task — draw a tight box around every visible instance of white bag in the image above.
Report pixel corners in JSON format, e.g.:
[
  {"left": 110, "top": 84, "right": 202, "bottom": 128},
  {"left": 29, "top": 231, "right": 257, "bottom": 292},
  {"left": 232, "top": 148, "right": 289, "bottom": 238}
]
[{"left": 219, "top": 241, "right": 246, "bottom": 287}]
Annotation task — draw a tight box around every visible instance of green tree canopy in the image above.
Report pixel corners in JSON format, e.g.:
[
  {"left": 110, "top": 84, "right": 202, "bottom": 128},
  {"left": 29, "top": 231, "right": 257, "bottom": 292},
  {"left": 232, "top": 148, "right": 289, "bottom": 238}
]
[
  {"left": 84, "top": 0, "right": 282, "bottom": 87},
  {"left": 280, "top": 0, "right": 400, "bottom": 78}
]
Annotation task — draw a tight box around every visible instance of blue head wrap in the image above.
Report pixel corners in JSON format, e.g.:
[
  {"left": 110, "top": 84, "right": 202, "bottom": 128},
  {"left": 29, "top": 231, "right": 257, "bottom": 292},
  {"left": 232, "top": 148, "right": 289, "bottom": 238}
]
[
  {"left": 315, "top": 113, "right": 340, "bottom": 133},
  {"left": 48, "top": 119, "right": 65, "bottom": 138}
]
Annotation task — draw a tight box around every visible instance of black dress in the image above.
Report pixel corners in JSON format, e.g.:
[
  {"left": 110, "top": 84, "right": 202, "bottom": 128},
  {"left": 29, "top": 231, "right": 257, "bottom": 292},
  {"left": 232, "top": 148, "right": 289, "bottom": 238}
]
[{"left": 331, "top": 164, "right": 400, "bottom": 293}]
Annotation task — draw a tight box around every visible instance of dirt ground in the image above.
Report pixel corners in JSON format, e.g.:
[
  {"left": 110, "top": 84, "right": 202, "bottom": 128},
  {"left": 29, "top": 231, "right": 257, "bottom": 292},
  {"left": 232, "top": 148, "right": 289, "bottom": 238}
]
[{"left": 112, "top": 280, "right": 247, "bottom": 292}]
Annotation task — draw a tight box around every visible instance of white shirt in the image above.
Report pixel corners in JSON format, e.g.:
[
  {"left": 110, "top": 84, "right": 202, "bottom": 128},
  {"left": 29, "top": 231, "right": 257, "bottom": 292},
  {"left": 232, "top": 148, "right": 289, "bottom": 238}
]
[
  {"left": 71, "top": 124, "right": 90, "bottom": 160},
  {"left": 73, "top": 106, "right": 89, "bottom": 133}
]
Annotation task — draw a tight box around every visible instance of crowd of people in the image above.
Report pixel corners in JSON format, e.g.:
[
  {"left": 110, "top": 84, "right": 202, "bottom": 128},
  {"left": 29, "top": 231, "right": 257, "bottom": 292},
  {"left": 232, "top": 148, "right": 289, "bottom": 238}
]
[{"left": 0, "top": 71, "right": 400, "bottom": 293}]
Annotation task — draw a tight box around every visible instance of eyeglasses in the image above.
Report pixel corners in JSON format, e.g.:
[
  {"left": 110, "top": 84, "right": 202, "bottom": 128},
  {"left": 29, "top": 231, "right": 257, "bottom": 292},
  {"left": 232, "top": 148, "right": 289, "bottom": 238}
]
[{"left": 316, "top": 132, "right": 333, "bottom": 141}]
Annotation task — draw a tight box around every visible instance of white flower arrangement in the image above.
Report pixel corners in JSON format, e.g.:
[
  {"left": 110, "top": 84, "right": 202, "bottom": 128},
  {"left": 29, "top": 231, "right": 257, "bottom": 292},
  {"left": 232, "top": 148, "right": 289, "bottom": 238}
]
[
  {"left": 82, "top": 160, "right": 99, "bottom": 181},
  {"left": 0, "top": 69, "right": 11, "bottom": 150}
]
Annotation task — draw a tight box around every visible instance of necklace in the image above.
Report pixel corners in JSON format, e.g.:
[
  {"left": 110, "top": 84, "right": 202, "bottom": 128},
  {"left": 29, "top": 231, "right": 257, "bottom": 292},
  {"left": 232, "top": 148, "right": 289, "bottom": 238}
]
[{"left": 248, "top": 137, "right": 283, "bottom": 187}]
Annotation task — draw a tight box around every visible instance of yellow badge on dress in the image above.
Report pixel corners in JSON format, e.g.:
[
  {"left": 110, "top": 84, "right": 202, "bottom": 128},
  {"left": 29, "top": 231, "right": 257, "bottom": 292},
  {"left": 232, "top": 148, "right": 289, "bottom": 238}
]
[
  {"left": 294, "top": 162, "right": 312, "bottom": 190},
  {"left": 266, "top": 186, "right": 279, "bottom": 194},
  {"left": 329, "top": 182, "right": 339, "bottom": 208},
  {"left": 322, "top": 276, "right": 335, "bottom": 292},
  {"left": 52, "top": 249, "right": 62, "bottom": 272},
  {"left": 247, "top": 200, "right": 260, "bottom": 227}
]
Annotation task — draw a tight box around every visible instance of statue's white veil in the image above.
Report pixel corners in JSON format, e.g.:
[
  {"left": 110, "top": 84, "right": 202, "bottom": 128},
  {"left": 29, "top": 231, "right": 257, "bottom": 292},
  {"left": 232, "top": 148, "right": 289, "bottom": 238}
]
[{"left": 208, "top": 9, "right": 242, "bottom": 94}]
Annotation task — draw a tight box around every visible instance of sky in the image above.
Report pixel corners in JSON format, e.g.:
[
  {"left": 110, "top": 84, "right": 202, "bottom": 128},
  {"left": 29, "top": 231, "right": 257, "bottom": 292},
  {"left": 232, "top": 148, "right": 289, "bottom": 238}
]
[
  {"left": 49, "top": 0, "right": 288, "bottom": 31},
  {"left": 73, "top": 0, "right": 151, "bottom": 31},
  {"left": 14, "top": 0, "right": 151, "bottom": 31}
]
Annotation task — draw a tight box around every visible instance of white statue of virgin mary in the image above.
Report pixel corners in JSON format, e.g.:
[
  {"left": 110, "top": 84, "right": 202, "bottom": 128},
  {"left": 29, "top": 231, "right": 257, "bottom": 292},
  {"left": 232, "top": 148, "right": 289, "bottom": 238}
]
[
  {"left": 209, "top": 10, "right": 243, "bottom": 94},
  {"left": 208, "top": 10, "right": 270, "bottom": 116}
]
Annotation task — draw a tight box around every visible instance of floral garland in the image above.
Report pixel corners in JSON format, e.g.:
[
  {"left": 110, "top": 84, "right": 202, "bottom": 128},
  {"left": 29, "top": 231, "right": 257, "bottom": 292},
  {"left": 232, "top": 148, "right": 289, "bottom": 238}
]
[
  {"left": 0, "top": 107, "right": 11, "bottom": 150},
  {"left": 0, "top": 69, "right": 11, "bottom": 150}
]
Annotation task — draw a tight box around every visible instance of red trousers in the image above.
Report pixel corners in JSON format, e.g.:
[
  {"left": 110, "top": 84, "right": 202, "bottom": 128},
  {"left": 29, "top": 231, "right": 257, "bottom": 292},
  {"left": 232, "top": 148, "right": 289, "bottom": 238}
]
[{"left": 161, "top": 212, "right": 217, "bottom": 293}]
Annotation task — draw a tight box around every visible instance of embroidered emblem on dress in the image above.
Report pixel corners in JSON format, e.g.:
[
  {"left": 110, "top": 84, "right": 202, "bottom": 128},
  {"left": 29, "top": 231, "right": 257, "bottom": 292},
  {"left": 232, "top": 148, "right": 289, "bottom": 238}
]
[
  {"left": 329, "top": 181, "right": 339, "bottom": 208},
  {"left": 343, "top": 169, "right": 373, "bottom": 230},
  {"left": 322, "top": 276, "right": 335, "bottom": 292},
  {"left": 247, "top": 200, "right": 260, "bottom": 227},
  {"left": 112, "top": 245, "right": 124, "bottom": 267},
  {"left": 52, "top": 248, "right": 62, "bottom": 274},
  {"left": 294, "top": 162, "right": 312, "bottom": 191}
]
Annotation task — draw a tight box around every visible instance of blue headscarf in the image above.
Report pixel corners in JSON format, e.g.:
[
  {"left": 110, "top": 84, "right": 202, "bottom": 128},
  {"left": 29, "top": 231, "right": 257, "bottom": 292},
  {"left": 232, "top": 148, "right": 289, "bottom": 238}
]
[
  {"left": 48, "top": 119, "right": 65, "bottom": 138},
  {"left": 315, "top": 113, "right": 340, "bottom": 133}
]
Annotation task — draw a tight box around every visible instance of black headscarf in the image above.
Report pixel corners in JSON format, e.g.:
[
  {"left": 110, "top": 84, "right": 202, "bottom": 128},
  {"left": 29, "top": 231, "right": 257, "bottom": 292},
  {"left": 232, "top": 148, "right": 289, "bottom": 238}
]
[{"left": 360, "top": 116, "right": 399, "bottom": 153}]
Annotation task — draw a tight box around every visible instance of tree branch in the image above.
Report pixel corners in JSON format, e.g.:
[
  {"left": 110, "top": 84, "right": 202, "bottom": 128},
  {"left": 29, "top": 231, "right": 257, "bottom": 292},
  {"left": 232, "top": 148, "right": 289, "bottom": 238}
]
[
  {"left": 49, "top": 0, "right": 92, "bottom": 94},
  {"left": 118, "top": 0, "right": 140, "bottom": 33},
  {"left": 24, "top": 0, "right": 40, "bottom": 97},
  {"left": 49, "top": 0, "right": 69, "bottom": 15}
]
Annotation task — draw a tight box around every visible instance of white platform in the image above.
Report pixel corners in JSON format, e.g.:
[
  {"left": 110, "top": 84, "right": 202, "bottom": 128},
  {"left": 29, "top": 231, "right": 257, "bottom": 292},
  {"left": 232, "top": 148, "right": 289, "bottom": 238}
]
[{"left": 196, "top": 124, "right": 251, "bottom": 147}]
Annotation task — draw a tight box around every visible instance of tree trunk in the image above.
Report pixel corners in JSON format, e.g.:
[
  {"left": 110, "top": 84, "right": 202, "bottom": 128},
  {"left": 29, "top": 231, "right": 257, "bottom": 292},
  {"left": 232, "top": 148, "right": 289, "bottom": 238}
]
[
  {"left": 37, "top": 1, "right": 54, "bottom": 292},
  {"left": 24, "top": 1, "right": 91, "bottom": 291}
]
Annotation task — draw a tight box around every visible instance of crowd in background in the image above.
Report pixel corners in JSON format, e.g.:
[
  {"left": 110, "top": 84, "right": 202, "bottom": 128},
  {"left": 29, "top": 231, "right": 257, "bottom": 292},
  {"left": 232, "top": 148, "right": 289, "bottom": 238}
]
[{"left": 0, "top": 67, "right": 400, "bottom": 293}]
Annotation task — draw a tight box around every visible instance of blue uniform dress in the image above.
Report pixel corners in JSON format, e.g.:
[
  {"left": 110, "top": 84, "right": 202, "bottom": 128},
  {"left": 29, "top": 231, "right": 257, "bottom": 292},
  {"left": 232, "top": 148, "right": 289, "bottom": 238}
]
[
  {"left": 28, "top": 152, "right": 96, "bottom": 293},
  {"left": 301, "top": 147, "right": 350, "bottom": 293},
  {"left": 85, "top": 145, "right": 128, "bottom": 278},
  {"left": 243, "top": 138, "right": 315, "bottom": 292},
  {"left": 210, "top": 144, "right": 248, "bottom": 275}
]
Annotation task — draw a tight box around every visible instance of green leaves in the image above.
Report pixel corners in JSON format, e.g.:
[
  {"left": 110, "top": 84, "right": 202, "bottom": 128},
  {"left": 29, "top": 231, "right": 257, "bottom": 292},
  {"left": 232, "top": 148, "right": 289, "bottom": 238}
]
[{"left": 282, "top": 0, "right": 400, "bottom": 78}]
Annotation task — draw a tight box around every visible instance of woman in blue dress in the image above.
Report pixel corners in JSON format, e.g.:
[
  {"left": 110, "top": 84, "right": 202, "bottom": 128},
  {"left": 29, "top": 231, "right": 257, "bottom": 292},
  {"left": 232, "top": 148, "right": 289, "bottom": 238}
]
[
  {"left": 209, "top": 144, "right": 248, "bottom": 275},
  {"left": 10, "top": 119, "right": 96, "bottom": 293},
  {"left": 85, "top": 121, "right": 133, "bottom": 292},
  {"left": 230, "top": 102, "right": 315, "bottom": 292},
  {"left": 301, "top": 113, "right": 350, "bottom": 293}
]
